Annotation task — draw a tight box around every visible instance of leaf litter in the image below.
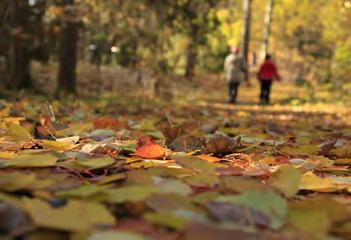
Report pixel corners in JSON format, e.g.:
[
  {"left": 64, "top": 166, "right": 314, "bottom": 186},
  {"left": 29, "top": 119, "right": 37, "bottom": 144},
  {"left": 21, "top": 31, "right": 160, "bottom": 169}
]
[{"left": 0, "top": 97, "right": 350, "bottom": 239}]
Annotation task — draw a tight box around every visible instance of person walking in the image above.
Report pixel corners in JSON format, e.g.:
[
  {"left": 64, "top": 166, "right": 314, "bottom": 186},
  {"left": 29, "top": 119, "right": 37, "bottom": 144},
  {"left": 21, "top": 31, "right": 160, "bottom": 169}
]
[
  {"left": 257, "top": 54, "right": 280, "bottom": 105},
  {"left": 224, "top": 47, "right": 246, "bottom": 104}
]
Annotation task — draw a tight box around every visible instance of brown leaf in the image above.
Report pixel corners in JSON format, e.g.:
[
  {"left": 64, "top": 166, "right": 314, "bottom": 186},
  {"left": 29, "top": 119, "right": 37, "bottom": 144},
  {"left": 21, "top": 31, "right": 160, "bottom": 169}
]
[
  {"left": 184, "top": 223, "right": 272, "bottom": 240},
  {"left": 203, "top": 134, "right": 239, "bottom": 154},
  {"left": 170, "top": 134, "right": 203, "bottom": 152}
]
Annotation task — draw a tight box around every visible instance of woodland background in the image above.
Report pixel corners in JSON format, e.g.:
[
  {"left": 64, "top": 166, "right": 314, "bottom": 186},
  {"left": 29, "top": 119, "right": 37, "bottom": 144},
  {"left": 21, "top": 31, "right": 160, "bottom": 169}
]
[{"left": 0, "top": 0, "right": 350, "bottom": 103}]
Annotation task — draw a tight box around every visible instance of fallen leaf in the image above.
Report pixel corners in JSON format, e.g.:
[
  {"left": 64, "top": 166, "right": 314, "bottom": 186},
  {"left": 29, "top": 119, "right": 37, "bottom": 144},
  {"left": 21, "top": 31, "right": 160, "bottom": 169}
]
[
  {"left": 170, "top": 134, "right": 203, "bottom": 152},
  {"left": 88, "top": 231, "right": 150, "bottom": 240},
  {"left": 268, "top": 165, "right": 302, "bottom": 197},
  {"left": 184, "top": 173, "right": 220, "bottom": 188},
  {"left": 206, "top": 201, "right": 271, "bottom": 228},
  {"left": 93, "top": 117, "right": 119, "bottom": 129},
  {"left": 332, "top": 146, "right": 351, "bottom": 158},
  {"left": 197, "top": 155, "right": 220, "bottom": 163},
  {"left": 152, "top": 176, "right": 193, "bottom": 196},
  {"left": 299, "top": 172, "right": 340, "bottom": 192},
  {"left": 203, "top": 134, "right": 239, "bottom": 154},
  {"left": 61, "top": 157, "right": 115, "bottom": 170},
  {"left": 280, "top": 145, "right": 320, "bottom": 156},
  {"left": 136, "top": 136, "right": 166, "bottom": 159},
  {"left": 41, "top": 139, "right": 74, "bottom": 151},
  {"left": 286, "top": 195, "right": 350, "bottom": 239},
  {"left": 216, "top": 190, "right": 287, "bottom": 229},
  {"left": 0, "top": 172, "right": 36, "bottom": 192},
  {"left": 56, "top": 184, "right": 111, "bottom": 199},
  {"left": 103, "top": 185, "right": 158, "bottom": 203},
  {"left": 222, "top": 176, "right": 268, "bottom": 193},
  {"left": 334, "top": 158, "right": 351, "bottom": 165},
  {"left": 24, "top": 198, "right": 116, "bottom": 232},
  {"left": 144, "top": 212, "right": 187, "bottom": 230},
  {"left": 6, "top": 123, "right": 32, "bottom": 142},
  {"left": 184, "top": 223, "right": 263, "bottom": 240},
  {"left": 172, "top": 156, "right": 218, "bottom": 174},
  {"left": 0, "top": 153, "right": 58, "bottom": 168},
  {"left": 0, "top": 202, "right": 29, "bottom": 233}
]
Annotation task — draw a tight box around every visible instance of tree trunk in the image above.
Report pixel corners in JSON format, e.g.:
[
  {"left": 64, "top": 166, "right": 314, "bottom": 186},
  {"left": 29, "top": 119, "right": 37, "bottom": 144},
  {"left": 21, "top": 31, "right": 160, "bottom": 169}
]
[
  {"left": 184, "top": 43, "right": 197, "bottom": 78},
  {"left": 7, "top": 0, "right": 32, "bottom": 89},
  {"left": 57, "top": 0, "right": 79, "bottom": 95},
  {"left": 261, "top": 0, "right": 274, "bottom": 59},
  {"left": 241, "top": 0, "right": 252, "bottom": 82}
]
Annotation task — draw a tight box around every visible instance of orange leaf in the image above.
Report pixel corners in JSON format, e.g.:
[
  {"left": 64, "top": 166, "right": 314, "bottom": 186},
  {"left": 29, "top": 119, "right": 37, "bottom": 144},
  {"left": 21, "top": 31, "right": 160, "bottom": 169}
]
[
  {"left": 197, "top": 155, "right": 220, "bottom": 163},
  {"left": 136, "top": 136, "right": 166, "bottom": 159},
  {"left": 93, "top": 117, "right": 119, "bottom": 129}
]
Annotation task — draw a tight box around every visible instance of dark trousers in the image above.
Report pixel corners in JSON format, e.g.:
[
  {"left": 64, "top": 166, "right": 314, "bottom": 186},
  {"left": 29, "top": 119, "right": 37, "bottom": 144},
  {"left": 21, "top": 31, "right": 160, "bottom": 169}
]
[
  {"left": 228, "top": 81, "right": 240, "bottom": 103},
  {"left": 260, "top": 80, "right": 272, "bottom": 104}
]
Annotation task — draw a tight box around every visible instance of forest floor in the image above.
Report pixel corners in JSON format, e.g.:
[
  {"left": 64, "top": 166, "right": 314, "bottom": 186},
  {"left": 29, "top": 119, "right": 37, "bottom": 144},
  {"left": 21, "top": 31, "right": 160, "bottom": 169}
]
[{"left": 0, "top": 79, "right": 350, "bottom": 240}]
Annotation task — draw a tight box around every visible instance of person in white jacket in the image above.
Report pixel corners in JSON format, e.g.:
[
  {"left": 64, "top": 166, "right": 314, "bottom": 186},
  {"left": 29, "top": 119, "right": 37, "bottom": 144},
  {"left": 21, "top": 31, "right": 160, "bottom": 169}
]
[{"left": 224, "top": 47, "right": 246, "bottom": 104}]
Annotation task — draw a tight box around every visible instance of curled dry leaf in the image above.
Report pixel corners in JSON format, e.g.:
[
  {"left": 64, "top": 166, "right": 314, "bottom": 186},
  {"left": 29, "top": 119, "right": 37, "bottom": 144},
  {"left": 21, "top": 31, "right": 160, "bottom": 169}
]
[
  {"left": 203, "top": 134, "right": 240, "bottom": 155},
  {"left": 136, "top": 136, "right": 166, "bottom": 159}
]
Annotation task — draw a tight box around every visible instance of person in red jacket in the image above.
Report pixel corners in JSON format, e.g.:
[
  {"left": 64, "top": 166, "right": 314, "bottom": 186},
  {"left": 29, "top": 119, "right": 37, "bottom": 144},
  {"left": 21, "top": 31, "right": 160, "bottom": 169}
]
[{"left": 257, "top": 54, "right": 281, "bottom": 104}]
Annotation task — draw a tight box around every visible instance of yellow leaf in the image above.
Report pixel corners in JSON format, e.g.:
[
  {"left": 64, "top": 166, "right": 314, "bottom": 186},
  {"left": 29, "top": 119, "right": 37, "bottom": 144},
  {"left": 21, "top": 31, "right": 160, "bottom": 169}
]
[
  {"left": 281, "top": 145, "right": 320, "bottom": 156},
  {"left": 269, "top": 165, "right": 302, "bottom": 197},
  {"left": 0, "top": 152, "right": 15, "bottom": 159},
  {"left": 24, "top": 199, "right": 116, "bottom": 232},
  {"left": 41, "top": 139, "right": 74, "bottom": 151},
  {"left": 334, "top": 159, "right": 351, "bottom": 165},
  {"left": 197, "top": 155, "right": 220, "bottom": 163},
  {"left": 299, "top": 172, "right": 340, "bottom": 192},
  {"left": 98, "top": 173, "right": 126, "bottom": 185},
  {"left": 0, "top": 172, "right": 36, "bottom": 192},
  {"left": 6, "top": 123, "right": 31, "bottom": 142},
  {"left": 1, "top": 153, "right": 58, "bottom": 168}
]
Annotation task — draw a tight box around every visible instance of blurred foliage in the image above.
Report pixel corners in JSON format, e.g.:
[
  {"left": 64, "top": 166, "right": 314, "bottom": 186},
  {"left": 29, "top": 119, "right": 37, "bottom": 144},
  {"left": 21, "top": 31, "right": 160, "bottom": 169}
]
[{"left": 0, "top": 0, "right": 350, "bottom": 90}]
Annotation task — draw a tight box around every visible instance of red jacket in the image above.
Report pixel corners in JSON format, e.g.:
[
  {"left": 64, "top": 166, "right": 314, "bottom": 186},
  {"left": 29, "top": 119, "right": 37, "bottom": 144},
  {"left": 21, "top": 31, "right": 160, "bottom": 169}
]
[{"left": 258, "top": 60, "right": 280, "bottom": 81}]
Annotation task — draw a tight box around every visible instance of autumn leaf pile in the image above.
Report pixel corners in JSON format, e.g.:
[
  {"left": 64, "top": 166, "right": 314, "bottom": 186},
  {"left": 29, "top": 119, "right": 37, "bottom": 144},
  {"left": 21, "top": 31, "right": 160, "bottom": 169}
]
[{"left": 0, "top": 97, "right": 350, "bottom": 240}]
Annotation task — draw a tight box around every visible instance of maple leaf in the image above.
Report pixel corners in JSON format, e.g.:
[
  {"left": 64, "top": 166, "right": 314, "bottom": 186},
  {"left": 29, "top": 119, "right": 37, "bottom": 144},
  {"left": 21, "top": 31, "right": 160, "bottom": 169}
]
[{"left": 135, "top": 136, "right": 166, "bottom": 159}]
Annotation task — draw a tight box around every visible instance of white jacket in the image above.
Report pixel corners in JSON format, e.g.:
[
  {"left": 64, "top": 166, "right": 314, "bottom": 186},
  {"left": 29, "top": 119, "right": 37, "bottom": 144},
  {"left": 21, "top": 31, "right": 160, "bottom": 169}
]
[{"left": 224, "top": 53, "right": 245, "bottom": 83}]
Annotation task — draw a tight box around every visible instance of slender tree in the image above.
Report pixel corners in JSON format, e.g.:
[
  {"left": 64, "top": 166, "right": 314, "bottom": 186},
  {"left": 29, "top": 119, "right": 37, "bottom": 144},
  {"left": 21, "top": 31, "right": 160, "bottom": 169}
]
[
  {"left": 261, "top": 0, "right": 274, "bottom": 59},
  {"left": 241, "top": 0, "right": 252, "bottom": 82},
  {"left": 7, "top": 0, "right": 32, "bottom": 89},
  {"left": 57, "top": 0, "right": 79, "bottom": 95}
]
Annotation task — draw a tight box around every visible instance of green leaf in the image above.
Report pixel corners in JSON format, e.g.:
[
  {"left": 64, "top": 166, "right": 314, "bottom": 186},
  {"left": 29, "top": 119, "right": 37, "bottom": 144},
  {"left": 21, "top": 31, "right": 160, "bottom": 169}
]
[
  {"left": 192, "top": 192, "right": 220, "bottom": 204},
  {"left": 144, "top": 211, "right": 187, "bottom": 230},
  {"left": 56, "top": 184, "right": 112, "bottom": 199},
  {"left": 152, "top": 176, "right": 192, "bottom": 196},
  {"left": 184, "top": 173, "right": 220, "bottom": 188},
  {"left": 103, "top": 185, "right": 158, "bottom": 203},
  {"left": 222, "top": 176, "right": 268, "bottom": 193},
  {"left": 216, "top": 191, "right": 287, "bottom": 229},
  {"left": 24, "top": 198, "right": 116, "bottom": 232},
  {"left": 60, "top": 157, "right": 115, "bottom": 170},
  {"left": 76, "top": 157, "right": 115, "bottom": 170},
  {"left": 0, "top": 153, "right": 58, "bottom": 168},
  {"left": 172, "top": 156, "right": 218, "bottom": 174}
]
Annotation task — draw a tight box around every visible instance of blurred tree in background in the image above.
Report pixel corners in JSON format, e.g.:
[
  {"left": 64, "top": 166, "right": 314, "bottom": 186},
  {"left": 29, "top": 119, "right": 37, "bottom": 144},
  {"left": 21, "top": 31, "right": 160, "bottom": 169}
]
[{"left": 0, "top": 0, "right": 350, "bottom": 95}]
